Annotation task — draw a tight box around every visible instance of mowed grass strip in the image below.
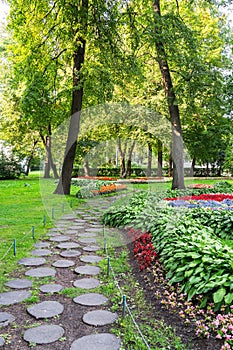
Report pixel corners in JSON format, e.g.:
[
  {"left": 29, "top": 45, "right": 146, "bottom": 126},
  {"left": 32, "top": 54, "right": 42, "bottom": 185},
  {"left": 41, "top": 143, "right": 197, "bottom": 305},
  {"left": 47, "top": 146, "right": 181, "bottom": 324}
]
[{"left": 0, "top": 174, "right": 81, "bottom": 291}]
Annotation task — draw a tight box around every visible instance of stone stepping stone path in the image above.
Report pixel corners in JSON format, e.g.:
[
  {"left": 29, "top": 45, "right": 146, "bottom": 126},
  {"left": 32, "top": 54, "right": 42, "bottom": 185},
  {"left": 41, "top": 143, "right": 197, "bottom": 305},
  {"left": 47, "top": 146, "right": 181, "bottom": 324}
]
[
  {"left": 60, "top": 250, "right": 81, "bottom": 258},
  {"left": 27, "top": 301, "right": 64, "bottom": 319},
  {"left": 57, "top": 242, "right": 80, "bottom": 249},
  {"left": 75, "top": 265, "right": 101, "bottom": 276},
  {"left": 52, "top": 259, "right": 75, "bottom": 268},
  {"left": 78, "top": 232, "right": 96, "bottom": 238},
  {"left": 24, "top": 325, "right": 65, "bottom": 345},
  {"left": 0, "top": 312, "right": 15, "bottom": 327},
  {"left": 0, "top": 291, "right": 31, "bottom": 305},
  {"left": 79, "top": 237, "right": 97, "bottom": 244},
  {"left": 83, "top": 310, "right": 118, "bottom": 326},
  {"left": 73, "top": 293, "right": 108, "bottom": 306},
  {"left": 0, "top": 336, "right": 4, "bottom": 347},
  {"left": 1, "top": 201, "right": 122, "bottom": 348},
  {"left": 73, "top": 278, "right": 100, "bottom": 289},
  {"left": 39, "top": 283, "right": 64, "bottom": 293},
  {"left": 30, "top": 249, "right": 52, "bottom": 256},
  {"left": 18, "top": 257, "right": 46, "bottom": 266},
  {"left": 34, "top": 242, "right": 50, "bottom": 248},
  {"left": 80, "top": 255, "right": 103, "bottom": 263},
  {"left": 83, "top": 245, "right": 101, "bottom": 252},
  {"left": 5, "top": 279, "right": 32, "bottom": 289},
  {"left": 49, "top": 235, "right": 71, "bottom": 242},
  {"left": 70, "top": 333, "right": 121, "bottom": 350},
  {"left": 25, "top": 267, "right": 56, "bottom": 278}
]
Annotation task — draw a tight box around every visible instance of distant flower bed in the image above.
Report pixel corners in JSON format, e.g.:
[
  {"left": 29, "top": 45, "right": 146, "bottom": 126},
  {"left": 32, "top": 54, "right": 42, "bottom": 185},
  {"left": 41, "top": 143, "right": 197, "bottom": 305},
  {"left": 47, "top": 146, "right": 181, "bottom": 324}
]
[
  {"left": 75, "top": 176, "right": 116, "bottom": 181},
  {"left": 91, "top": 183, "right": 127, "bottom": 196},
  {"left": 165, "top": 193, "right": 233, "bottom": 210},
  {"left": 187, "top": 183, "right": 214, "bottom": 189}
]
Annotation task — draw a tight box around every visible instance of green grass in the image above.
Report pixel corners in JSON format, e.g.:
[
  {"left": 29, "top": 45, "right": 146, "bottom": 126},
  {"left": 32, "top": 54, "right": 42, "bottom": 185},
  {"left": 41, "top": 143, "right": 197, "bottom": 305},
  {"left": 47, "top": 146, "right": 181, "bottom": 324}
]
[{"left": 0, "top": 173, "right": 82, "bottom": 291}]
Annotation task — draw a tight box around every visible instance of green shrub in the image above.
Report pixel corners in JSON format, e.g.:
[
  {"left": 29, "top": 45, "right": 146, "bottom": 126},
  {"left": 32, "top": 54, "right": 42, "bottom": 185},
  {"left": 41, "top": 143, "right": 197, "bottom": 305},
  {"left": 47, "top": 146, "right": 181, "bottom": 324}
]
[{"left": 0, "top": 152, "right": 22, "bottom": 180}]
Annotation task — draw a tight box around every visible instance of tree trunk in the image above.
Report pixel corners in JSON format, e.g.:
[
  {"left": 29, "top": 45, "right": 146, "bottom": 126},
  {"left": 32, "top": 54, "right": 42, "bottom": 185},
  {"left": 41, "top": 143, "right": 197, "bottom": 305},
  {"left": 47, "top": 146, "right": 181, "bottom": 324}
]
[
  {"left": 44, "top": 136, "right": 51, "bottom": 178},
  {"left": 206, "top": 161, "right": 210, "bottom": 177},
  {"left": 153, "top": 0, "right": 185, "bottom": 189},
  {"left": 147, "top": 142, "right": 152, "bottom": 177},
  {"left": 157, "top": 139, "right": 163, "bottom": 177},
  {"left": 117, "top": 138, "right": 126, "bottom": 178},
  {"left": 126, "top": 140, "right": 136, "bottom": 177},
  {"left": 190, "top": 156, "right": 196, "bottom": 177},
  {"left": 25, "top": 140, "right": 38, "bottom": 176},
  {"left": 54, "top": 0, "right": 88, "bottom": 195},
  {"left": 84, "top": 158, "right": 90, "bottom": 176},
  {"left": 168, "top": 148, "right": 173, "bottom": 177}
]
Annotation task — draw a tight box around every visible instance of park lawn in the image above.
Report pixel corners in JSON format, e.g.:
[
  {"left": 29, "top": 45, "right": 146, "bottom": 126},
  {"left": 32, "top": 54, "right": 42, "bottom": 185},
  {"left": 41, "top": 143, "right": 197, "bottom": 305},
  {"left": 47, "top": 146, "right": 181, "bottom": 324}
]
[
  {"left": 0, "top": 174, "right": 81, "bottom": 290},
  {"left": 128, "top": 178, "right": 233, "bottom": 192}
]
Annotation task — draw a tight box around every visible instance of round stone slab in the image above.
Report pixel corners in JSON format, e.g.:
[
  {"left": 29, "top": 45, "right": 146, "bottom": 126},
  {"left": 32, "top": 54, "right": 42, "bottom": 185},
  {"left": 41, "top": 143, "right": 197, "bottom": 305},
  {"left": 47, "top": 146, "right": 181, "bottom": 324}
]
[
  {"left": 85, "top": 228, "right": 102, "bottom": 233},
  {"left": 39, "top": 284, "right": 63, "bottom": 294},
  {"left": 60, "top": 250, "right": 81, "bottom": 258},
  {"left": 75, "top": 266, "right": 100, "bottom": 276},
  {"left": 70, "top": 333, "right": 121, "bottom": 350},
  {"left": 50, "top": 235, "right": 71, "bottom": 242},
  {"left": 0, "top": 312, "right": 16, "bottom": 327},
  {"left": 0, "top": 336, "right": 4, "bottom": 347},
  {"left": 5, "top": 279, "right": 32, "bottom": 289},
  {"left": 52, "top": 259, "right": 75, "bottom": 268},
  {"left": 57, "top": 242, "right": 80, "bottom": 249},
  {"left": 27, "top": 301, "right": 64, "bottom": 319},
  {"left": 73, "top": 278, "right": 100, "bottom": 289},
  {"left": 34, "top": 242, "right": 50, "bottom": 248},
  {"left": 24, "top": 325, "right": 64, "bottom": 344},
  {"left": 31, "top": 249, "right": 52, "bottom": 256},
  {"left": 65, "top": 230, "right": 78, "bottom": 235},
  {"left": 83, "top": 310, "right": 118, "bottom": 326},
  {"left": 83, "top": 245, "right": 101, "bottom": 252},
  {"left": 79, "top": 238, "right": 97, "bottom": 244},
  {"left": 80, "top": 255, "right": 103, "bottom": 264},
  {"left": 18, "top": 257, "right": 46, "bottom": 266},
  {"left": 25, "top": 267, "right": 56, "bottom": 278},
  {"left": 0, "top": 291, "right": 31, "bottom": 305},
  {"left": 78, "top": 233, "right": 96, "bottom": 238},
  {"left": 73, "top": 293, "right": 108, "bottom": 306}
]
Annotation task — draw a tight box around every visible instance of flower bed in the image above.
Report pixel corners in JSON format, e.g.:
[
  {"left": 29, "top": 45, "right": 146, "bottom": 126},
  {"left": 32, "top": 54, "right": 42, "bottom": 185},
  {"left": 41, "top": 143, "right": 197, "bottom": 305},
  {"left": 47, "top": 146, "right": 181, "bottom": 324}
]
[
  {"left": 91, "top": 183, "right": 127, "bottom": 196},
  {"left": 127, "top": 228, "right": 157, "bottom": 270},
  {"left": 165, "top": 193, "right": 233, "bottom": 210}
]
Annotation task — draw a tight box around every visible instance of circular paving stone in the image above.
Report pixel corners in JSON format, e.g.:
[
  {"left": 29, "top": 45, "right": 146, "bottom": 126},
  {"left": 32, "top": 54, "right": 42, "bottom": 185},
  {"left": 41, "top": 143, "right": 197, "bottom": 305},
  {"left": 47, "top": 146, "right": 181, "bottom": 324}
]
[
  {"left": 31, "top": 249, "right": 52, "bottom": 256},
  {"left": 57, "top": 242, "right": 80, "bottom": 249},
  {"left": 73, "top": 278, "right": 100, "bottom": 289},
  {"left": 52, "top": 259, "right": 75, "bottom": 268},
  {"left": 73, "top": 293, "right": 108, "bottom": 306},
  {"left": 50, "top": 235, "right": 71, "bottom": 242},
  {"left": 25, "top": 267, "right": 56, "bottom": 278},
  {"left": 79, "top": 238, "right": 97, "bottom": 244},
  {"left": 0, "top": 291, "right": 31, "bottom": 305},
  {"left": 5, "top": 279, "right": 32, "bottom": 289},
  {"left": 80, "top": 255, "right": 103, "bottom": 264},
  {"left": 83, "top": 310, "right": 118, "bottom": 326},
  {"left": 78, "top": 233, "right": 96, "bottom": 238},
  {"left": 39, "top": 284, "right": 64, "bottom": 294},
  {"left": 24, "top": 325, "right": 64, "bottom": 344},
  {"left": 83, "top": 245, "right": 101, "bottom": 252},
  {"left": 0, "top": 312, "right": 16, "bottom": 327},
  {"left": 34, "top": 242, "right": 50, "bottom": 248},
  {"left": 18, "top": 257, "right": 46, "bottom": 267},
  {"left": 70, "top": 333, "right": 121, "bottom": 350},
  {"left": 27, "top": 301, "right": 64, "bottom": 319},
  {"left": 0, "top": 336, "right": 4, "bottom": 347},
  {"left": 64, "top": 230, "right": 78, "bottom": 235},
  {"left": 60, "top": 250, "right": 81, "bottom": 258},
  {"left": 61, "top": 214, "right": 76, "bottom": 220},
  {"left": 85, "top": 228, "right": 102, "bottom": 233},
  {"left": 75, "top": 265, "right": 100, "bottom": 276}
]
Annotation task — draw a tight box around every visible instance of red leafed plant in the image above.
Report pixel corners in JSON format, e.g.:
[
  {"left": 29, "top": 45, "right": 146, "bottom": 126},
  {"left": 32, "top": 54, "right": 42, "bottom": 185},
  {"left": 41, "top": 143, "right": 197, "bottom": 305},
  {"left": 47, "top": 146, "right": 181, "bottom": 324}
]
[{"left": 127, "top": 228, "right": 157, "bottom": 270}]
